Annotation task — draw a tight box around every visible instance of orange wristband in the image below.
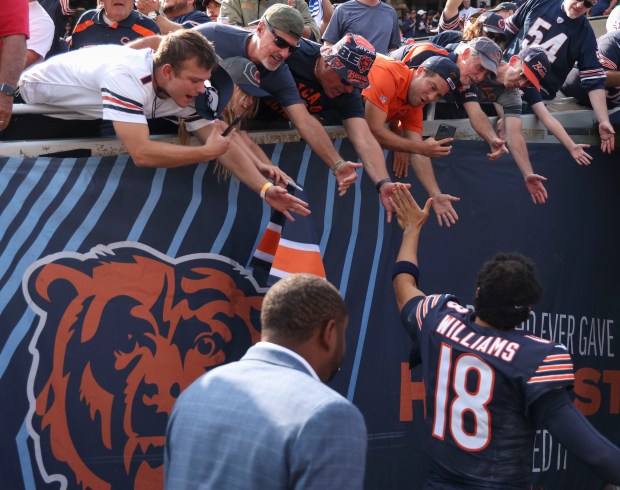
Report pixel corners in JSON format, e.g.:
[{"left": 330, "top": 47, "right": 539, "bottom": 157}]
[{"left": 260, "top": 182, "right": 274, "bottom": 199}]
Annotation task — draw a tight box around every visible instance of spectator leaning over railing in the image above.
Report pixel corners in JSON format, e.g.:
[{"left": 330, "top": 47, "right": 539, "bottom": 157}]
[
  {"left": 221, "top": 0, "right": 320, "bottom": 41},
  {"left": 322, "top": 0, "right": 400, "bottom": 54},
  {"left": 6, "top": 30, "right": 310, "bottom": 220},
  {"left": 503, "top": 0, "right": 616, "bottom": 153},
  {"left": 214, "top": 56, "right": 294, "bottom": 187},
  {"left": 194, "top": 5, "right": 362, "bottom": 196},
  {"left": 362, "top": 56, "right": 464, "bottom": 228},
  {"left": 136, "top": 0, "right": 211, "bottom": 34},
  {"left": 259, "top": 34, "right": 405, "bottom": 222},
  {"left": 0, "top": 0, "right": 28, "bottom": 133},
  {"left": 391, "top": 37, "right": 510, "bottom": 166}
]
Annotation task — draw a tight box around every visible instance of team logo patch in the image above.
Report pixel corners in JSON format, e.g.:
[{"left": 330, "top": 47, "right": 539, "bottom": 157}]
[
  {"left": 358, "top": 55, "right": 373, "bottom": 73},
  {"left": 530, "top": 61, "right": 547, "bottom": 78},
  {"left": 380, "top": 95, "right": 387, "bottom": 105},
  {"left": 244, "top": 63, "right": 261, "bottom": 86},
  {"left": 23, "top": 243, "right": 264, "bottom": 490},
  {"left": 352, "top": 34, "right": 374, "bottom": 52}
]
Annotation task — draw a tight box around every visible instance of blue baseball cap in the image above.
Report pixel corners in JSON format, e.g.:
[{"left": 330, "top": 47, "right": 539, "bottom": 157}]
[{"left": 420, "top": 56, "right": 462, "bottom": 92}]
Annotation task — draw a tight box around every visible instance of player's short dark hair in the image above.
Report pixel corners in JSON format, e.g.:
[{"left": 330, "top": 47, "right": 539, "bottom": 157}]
[
  {"left": 261, "top": 274, "right": 347, "bottom": 343},
  {"left": 474, "top": 253, "right": 543, "bottom": 330},
  {"left": 154, "top": 30, "right": 218, "bottom": 74}
]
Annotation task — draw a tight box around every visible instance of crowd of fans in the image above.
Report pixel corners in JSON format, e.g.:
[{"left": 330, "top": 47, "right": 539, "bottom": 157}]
[
  {"left": 1, "top": 0, "right": 620, "bottom": 488},
  {"left": 0, "top": 0, "right": 618, "bottom": 222}
]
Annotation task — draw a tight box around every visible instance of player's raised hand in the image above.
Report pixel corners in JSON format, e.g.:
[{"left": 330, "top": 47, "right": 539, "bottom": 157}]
[
  {"left": 390, "top": 184, "right": 432, "bottom": 232},
  {"left": 380, "top": 182, "right": 411, "bottom": 223}
]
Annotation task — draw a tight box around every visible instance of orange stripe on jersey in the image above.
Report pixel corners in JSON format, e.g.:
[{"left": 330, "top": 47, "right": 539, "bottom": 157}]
[
  {"left": 72, "top": 20, "right": 95, "bottom": 34},
  {"left": 102, "top": 95, "right": 142, "bottom": 111},
  {"left": 272, "top": 246, "right": 326, "bottom": 277},
  {"left": 256, "top": 228, "right": 281, "bottom": 258},
  {"left": 132, "top": 24, "right": 157, "bottom": 37},
  {"left": 527, "top": 374, "right": 575, "bottom": 384},
  {"left": 544, "top": 354, "right": 572, "bottom": 362},
  {"left": 403, "top": 44, "right": 449, "bottom": 64},
  {"left": 535, "top": 364, "right": 573, "bottom": 372}
]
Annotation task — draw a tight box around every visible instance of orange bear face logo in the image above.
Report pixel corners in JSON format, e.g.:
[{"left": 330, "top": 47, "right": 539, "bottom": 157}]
[{"left": 23, "top": 243, "right": 264, "bottom": 490}]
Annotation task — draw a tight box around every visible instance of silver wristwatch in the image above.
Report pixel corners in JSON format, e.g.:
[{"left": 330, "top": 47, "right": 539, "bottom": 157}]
[{"left": 147, "top": 10, "right": 161, "bottom": 20}]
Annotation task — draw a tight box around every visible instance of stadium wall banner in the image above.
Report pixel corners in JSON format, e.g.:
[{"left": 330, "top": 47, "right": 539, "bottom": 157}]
[{"left": 0, "top": 140, "right": 618, "bottom": 490}]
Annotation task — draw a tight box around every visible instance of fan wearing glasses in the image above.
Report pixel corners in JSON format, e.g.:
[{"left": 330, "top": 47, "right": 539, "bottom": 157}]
[
  {"left": 260, "top": 33, "right": 404, "bottom": 223},
  {"left": 194, "top": 4, "right": 363, "bottom": 196},
  {"left": 504, "top": 0, "right": 616, "bottom": 153}
]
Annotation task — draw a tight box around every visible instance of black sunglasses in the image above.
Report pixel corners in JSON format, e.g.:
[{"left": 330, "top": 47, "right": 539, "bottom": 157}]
[
  {"left": 265, "top": 20, "right": 299, "bottom": 53},
  {"left": 582, "top": 0, "right": 597, "bottom": 7}
]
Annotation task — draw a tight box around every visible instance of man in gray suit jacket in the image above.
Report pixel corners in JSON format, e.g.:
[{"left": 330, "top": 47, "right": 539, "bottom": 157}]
[{"left": 164, "top": 273, "right": 368, "bottom": 490}]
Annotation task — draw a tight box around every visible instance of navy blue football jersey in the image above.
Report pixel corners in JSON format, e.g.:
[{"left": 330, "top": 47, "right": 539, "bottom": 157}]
[
  {"left": 562, "top": 31, "right": 620, "bottom": 108},
  {"left": 71, "top": 9, "right": 159, "bottom": 50},
  {"left": 503, "top": 0, "right": 604, "bottom": 102},
  {"left": 401, "top": 294, "right": 574, "bottom": 489},
  {"left": 257, "top": 39, "right": 364, "bottom": 125}
]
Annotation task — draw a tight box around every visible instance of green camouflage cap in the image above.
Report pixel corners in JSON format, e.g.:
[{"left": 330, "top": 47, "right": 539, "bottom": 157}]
[{"left": 263, "top": 4, "right": 304, "bottom": 39}]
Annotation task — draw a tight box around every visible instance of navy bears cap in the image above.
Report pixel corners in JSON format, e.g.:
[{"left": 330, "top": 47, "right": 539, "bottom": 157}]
[
  {"left": 320, "top": 33, "right": 377, "bottom": 89},
  {"left": 421, "top": 56, "right": 462, "bottom": 92},
  {"left": 219, "top": 56, "right": 270, "bottom": 97},
  {"left": 519, "top": 46, "right": 551, "bottom": 91}
]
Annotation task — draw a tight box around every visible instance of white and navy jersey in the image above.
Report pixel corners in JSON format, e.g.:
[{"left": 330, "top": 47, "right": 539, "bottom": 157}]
[
  {"left": 438, "top": 11, "right": 461, "bottom": 33},
  {"left": 504, "top": 0, "right": 604, "bottom": 102},
  {"left": 401, "top": 294, "right": 574, "bottom": 489},
  {"left": 18, "top": 45, "right": 211, "bottom": 132}
]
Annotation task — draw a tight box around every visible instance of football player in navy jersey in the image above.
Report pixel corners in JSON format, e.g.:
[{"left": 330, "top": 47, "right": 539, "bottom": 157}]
[
  {"left": 390, "top": 185, "right": 620, "bottom": 489},
  {"left": 504, "top": 0, "right": 616, "bottom": 153}
]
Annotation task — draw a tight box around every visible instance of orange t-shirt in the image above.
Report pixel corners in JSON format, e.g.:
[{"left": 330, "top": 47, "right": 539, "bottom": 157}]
[{"left": 361, "top": 55, "right": 423, "bottom": 134}]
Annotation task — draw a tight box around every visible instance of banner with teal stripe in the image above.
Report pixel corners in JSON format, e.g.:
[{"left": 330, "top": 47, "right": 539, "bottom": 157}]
[{"left": 0, "top": 141, "right": 618, "bottom": 490}]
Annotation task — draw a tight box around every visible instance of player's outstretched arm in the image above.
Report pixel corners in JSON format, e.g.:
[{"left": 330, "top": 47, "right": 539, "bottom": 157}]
[
  {"left": 540, "top": 392, "right": 620, "bottom": 485},
  {"left": 391, "top": 185, "right": 432, "bottom": 311}
]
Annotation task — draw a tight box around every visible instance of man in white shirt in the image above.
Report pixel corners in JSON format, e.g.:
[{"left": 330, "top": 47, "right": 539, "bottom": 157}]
[{"left": 13, "top": 30, "right": 309, "bottom": 219}]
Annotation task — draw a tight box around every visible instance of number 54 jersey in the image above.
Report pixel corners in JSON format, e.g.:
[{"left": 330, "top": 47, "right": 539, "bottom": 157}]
[{"left": 401, "top": 294, "right": 575, "bottom": 489}]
